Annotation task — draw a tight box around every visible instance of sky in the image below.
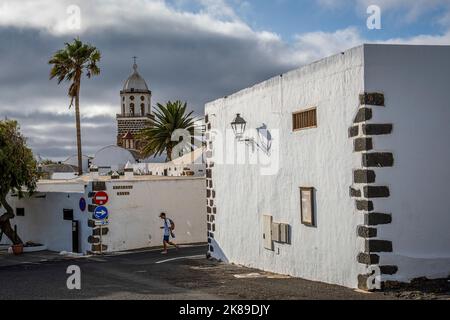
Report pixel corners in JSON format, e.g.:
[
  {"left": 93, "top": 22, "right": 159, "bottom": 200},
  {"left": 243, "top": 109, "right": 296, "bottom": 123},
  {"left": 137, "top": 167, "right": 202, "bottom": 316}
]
[{"left": 0, "top": 0, "right": 449, "bottom": 160}]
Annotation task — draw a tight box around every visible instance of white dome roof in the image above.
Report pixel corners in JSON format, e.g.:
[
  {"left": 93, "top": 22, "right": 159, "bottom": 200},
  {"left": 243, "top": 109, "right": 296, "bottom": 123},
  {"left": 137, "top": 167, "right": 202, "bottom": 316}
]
[
  {"left": 123, "top": 63, "right": 149, "bottom": 92},
  {"left": 92, "top": 145, "right": 137, "bottom": 169}
]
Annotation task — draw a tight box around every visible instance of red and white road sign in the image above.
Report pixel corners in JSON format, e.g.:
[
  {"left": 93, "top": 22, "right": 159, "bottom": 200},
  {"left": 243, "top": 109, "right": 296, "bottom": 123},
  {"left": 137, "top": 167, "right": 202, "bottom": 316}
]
[{"left": 93, "top": 191, "right": 109, "bottom": 205}]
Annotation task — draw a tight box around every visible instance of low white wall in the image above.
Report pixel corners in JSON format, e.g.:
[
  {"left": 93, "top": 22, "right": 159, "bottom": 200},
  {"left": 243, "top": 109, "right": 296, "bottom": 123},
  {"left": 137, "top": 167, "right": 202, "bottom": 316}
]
[
  {"left": 101, "top": 177, "right": 207, "bottom": 252},
  {"left": 205, "top": 46, "right": 365, "bottom": 288},
  {"left": 2, "top": 176, "right": 206, "bottom": 254},
  {"left": 364, "top": 44, "right": 450, "bottom": 282}
]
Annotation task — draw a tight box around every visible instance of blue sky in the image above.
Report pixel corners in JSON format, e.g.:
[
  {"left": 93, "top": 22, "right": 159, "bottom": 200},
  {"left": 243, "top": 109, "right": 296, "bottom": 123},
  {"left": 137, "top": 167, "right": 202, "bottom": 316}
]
[{"left": 170, "top": 0, "right": 450, "bottom": 41}]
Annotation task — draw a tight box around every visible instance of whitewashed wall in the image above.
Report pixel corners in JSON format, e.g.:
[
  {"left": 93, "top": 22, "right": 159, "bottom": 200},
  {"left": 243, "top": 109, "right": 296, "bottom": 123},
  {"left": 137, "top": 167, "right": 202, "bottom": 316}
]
[
  {"left": 100, "top": 177, "right": 206, "bottom": 252},
  {"left": 0, "top": 183, "right": 89, "bottom": 253},
  {"left": 363, "top": 44, "right": 450, "bottom": 282},
  {"left": 205, "top": 46, "right": 365, "bottom": 288},
  {"left": 1, "top": 177, "right": 206, "bottom": 254}
]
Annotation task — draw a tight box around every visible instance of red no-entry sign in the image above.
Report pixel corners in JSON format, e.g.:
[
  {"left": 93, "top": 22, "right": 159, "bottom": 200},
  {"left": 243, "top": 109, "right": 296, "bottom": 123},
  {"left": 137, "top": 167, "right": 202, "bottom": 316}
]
[{"left": 93, "top": 191, "right": 109, "bottom": 205}]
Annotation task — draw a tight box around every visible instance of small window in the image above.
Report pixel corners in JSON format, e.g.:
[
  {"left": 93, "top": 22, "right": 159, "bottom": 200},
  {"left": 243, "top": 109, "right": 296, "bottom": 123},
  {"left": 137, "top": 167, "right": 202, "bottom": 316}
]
[
  {"left": 16, "top": 208, "right": 25, "bottom": 216},
  {"left": 63, "top": 209, "right": 73, "bottom": 221},
  {"left": 293, "top": 107, "right": 317, "bottom": 131},
  {"left": 140, "top": 96, "right": 145, "bottom": 101},
  {"left": 130, "top": 96, "right": 135, "bottom": 101}
]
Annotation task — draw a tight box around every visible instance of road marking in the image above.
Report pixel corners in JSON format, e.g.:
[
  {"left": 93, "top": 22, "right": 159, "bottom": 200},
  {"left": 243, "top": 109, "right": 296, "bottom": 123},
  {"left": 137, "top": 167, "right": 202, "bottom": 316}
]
[
  {"left": 155, "top": 255, "right": 205, "bottom": 264},
  {"left": 105, "top": 243, "right": 207, "bottom": 256}
]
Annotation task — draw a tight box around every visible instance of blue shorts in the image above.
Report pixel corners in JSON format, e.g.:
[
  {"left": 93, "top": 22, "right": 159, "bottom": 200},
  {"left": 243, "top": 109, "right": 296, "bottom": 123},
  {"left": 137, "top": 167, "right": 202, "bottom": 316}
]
[{"left": 163, "top": 235, "right": 170, "bottom": 242}]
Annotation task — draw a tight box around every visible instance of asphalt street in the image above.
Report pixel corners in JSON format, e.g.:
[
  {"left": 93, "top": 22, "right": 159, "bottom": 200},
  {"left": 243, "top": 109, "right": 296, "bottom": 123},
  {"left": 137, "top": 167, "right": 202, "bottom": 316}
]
[{"left": 0, "top": 245, "right": 446, "bottom": 300}]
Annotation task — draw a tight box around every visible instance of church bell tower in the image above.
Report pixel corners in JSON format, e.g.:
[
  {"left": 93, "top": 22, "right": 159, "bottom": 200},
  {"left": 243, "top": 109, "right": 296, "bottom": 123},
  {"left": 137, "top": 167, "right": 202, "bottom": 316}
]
[{"left": 116, "top": 58, "right": 153, "bottom": 155}]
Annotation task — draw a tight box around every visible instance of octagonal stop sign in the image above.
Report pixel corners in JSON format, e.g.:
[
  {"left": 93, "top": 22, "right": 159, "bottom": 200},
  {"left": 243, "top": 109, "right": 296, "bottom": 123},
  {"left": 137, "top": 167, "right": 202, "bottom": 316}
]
[{"left": 93, "top": 191, "right": 109, "bottom": 206}]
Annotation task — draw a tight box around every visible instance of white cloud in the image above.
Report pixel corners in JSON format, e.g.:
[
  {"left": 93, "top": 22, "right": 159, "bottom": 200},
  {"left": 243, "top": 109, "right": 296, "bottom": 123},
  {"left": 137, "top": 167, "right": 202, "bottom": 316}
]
[{"left": 292, "top": 27, "right": 364, "bottom": 63}]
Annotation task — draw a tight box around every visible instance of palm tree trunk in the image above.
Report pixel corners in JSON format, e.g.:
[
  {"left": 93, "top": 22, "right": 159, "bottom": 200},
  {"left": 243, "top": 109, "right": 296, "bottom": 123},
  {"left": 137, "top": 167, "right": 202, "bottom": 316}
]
[
  {"left": 75, "top": 84, "right": 83, "bottom": 176},
  {"left": 0, "top": 195, "right": 22, "bottom": 245},
  {"left": 166, "top": 146, "right": 173, "bottom": 162}
]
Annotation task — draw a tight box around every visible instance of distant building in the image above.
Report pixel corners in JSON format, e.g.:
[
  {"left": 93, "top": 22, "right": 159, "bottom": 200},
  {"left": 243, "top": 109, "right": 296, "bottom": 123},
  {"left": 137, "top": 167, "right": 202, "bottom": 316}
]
[{"left": 116, "top": 59, "right": 153, "bottom": 156}]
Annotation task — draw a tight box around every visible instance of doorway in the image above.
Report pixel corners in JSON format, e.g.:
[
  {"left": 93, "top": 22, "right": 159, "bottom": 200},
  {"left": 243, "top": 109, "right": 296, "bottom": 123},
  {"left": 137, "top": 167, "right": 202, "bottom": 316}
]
[{"left": 72, "top": 220, "right": 80, "bottom": 253}]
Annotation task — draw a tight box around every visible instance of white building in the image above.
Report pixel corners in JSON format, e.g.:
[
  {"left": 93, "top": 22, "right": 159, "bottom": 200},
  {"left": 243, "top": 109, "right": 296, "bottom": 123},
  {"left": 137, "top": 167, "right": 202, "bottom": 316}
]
[
  {"left": 1, "top": 173, "right": 206, "bottom": 254},
  {"left": 204, "top": 44, "right": 450, "bottom": 290}
]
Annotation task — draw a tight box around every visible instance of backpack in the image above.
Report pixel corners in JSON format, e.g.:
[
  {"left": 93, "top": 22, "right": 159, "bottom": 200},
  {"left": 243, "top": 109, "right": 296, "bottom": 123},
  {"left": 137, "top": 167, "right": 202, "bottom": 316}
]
[{"left": 168, "top": 218, "right": 175, "bottom": 231}]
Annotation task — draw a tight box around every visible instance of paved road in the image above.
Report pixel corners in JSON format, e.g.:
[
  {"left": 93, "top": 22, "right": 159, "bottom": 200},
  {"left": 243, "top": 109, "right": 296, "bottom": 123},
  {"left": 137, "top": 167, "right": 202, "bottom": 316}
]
[
  {"left": 0, "top": 245, "right": 215, "bottom": 300},
  {"left": 0, "top": 245, "right": 444, "bottom": 300}
]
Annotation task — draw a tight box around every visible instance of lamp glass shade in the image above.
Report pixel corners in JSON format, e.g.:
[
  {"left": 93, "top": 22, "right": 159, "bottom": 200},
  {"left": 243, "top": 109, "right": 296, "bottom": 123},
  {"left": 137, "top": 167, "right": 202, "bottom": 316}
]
[{"left": 231, "top": 114, "right": 247, "bottom": 138}]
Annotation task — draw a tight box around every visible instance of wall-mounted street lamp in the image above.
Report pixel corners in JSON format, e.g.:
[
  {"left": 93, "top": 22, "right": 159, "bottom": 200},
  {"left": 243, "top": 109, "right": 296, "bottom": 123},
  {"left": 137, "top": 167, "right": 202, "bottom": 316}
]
[
  {"left": 231, "top": 114, "right": 247, "bottom": 139},
  {"left": 230, "top": 114, "right": 272, "bottom": 156}
]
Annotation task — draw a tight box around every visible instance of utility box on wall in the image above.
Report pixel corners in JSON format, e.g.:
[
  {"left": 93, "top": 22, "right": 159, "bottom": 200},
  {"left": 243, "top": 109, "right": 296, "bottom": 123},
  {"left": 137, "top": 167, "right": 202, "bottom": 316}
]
[
  {"left": 263, "top": 215, "right": 273, "bottom": 250},
  {"left": 263, "top": 214, "right": 291, "bottom": 250}
]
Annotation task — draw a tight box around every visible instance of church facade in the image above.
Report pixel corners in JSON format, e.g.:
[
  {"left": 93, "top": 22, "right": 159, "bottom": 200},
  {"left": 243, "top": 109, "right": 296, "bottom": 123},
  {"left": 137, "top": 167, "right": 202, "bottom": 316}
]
[{"left": 116, "top": 60, "right": 153, "bottom": 155}]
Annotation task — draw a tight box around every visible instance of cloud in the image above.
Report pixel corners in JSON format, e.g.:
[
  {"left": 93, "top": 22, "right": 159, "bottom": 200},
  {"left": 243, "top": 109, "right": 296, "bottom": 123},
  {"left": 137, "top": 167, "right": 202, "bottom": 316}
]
[
  {"left": 292, "top": 27, "right": 364, "bottom": 63},
  {"left": 0, "top": 0, "right": 449, "bottom": 159}
]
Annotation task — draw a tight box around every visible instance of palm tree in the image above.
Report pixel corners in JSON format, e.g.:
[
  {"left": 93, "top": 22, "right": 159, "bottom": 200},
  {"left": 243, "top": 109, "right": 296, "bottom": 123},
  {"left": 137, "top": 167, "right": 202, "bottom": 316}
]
[
  {"left": 49, "top": 38, "right": 101, "bottom": 176},
  {"left": 138, "top": 101, "right": 198, "bottom": 162}
]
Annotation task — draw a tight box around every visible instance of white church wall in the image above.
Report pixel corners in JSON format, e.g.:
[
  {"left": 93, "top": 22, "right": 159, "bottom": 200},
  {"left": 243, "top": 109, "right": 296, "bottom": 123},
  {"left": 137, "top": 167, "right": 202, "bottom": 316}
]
[
  {"left": 205, "top": 46, "right": 365, "bottom": 288},
  {"left": 362, "top": 44, "right": 450, "bottom": 282}
]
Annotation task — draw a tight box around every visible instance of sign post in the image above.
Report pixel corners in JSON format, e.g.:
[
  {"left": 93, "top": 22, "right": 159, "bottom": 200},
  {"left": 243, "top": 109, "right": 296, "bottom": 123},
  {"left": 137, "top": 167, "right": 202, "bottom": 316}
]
[{"left": 94, "top": 205, "right": 109, "bottom": 255}]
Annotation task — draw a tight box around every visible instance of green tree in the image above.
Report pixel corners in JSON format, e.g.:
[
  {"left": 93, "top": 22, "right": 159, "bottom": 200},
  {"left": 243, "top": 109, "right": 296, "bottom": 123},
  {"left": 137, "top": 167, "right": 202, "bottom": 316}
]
[
  {"left": 138, "top": 101, "right": 197, "bottom": 161},
  {"left": 49, "top": 38, "right": 101, "bottom": 176},
  {"left": 0, "top": 120, "right": 38, "bottom": 244}
]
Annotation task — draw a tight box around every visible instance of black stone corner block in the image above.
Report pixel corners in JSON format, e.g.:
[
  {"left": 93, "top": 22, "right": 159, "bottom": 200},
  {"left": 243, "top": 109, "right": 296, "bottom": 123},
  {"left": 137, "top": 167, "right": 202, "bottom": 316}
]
[
  {"left": 354, "top": 169, "right": 376, "bottom": 184},
  {"left": 357, "top": 225, "right": 377, "bottom": 238},
  {"left": 354, "top": 108, "right": 373, "bottom": 124},
  {"left": 380, "top": 265, "right": 398, "bottom": 275},
  {"left": 362, "top": 124, "right": 393, "bottom": 136},
  {"left": 357, "top": 274, "right": 370, "bottom": 291},
  {"left": 354, "top": 137, "right": 373, "bottom": 152},
  {"left": 93, "top": 227, "right": 109, "bottom": 236},
  {"left": 88, "top": 204, "right": 97, "bottom": 213},
  {"left": 348, "top": 125, "right": 359, "bottom": 138},
  {"left": 87, "top": 219, "right": 96, "bottom": 228},
  {"left": 359, "top": 92, "right": 385, "bottom": 106},
  {"left": 350, "top": 187, "right": 361, "bottom": 198},
  {"left": 357, "top": 252, "right": 380, "bottom": 265},
  {"left": 365, "top": 240, "right": 393, "bottom": 253},
  {"left": 362, "top": 153, "right": 394, "bottom": 168},
  {"left": 87, "top": 192, "right": 96, "bottom": 198},
  {"left": 205, "top": 114, "right": 209, "bottom": 124},
  {"left": 91, "top": 244, "right": 107, "bottom": 252},
  {"left": 365, "top": 212, "right": 392, "bottom": 226},
  {"left": 88, "top": 236, "right": 100, "bottom": 244},
  {"left": 209, "top": 245, "right": 215, "bottom": 253},
  {"left": 356, "top": 200, "right": 374, "bottom": 211},
  {"left": 364, "top": 186, "right": 390, "bottom": 198}
]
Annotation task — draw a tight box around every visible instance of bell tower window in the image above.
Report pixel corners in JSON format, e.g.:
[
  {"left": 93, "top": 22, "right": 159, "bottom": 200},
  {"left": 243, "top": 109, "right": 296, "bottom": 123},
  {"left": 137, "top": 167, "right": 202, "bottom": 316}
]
[
  {"left": 141, "top": 103, "right": 145, "bottom": 116},
  {"left": 130, "top": 103, "right": 135, "bottom": 115}
]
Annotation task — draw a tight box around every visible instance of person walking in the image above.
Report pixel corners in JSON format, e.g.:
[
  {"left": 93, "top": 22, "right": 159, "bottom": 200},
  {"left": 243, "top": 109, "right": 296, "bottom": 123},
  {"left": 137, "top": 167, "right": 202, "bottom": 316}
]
[{"left": 159, "top": 212, "right": 178, "bottom": 254}]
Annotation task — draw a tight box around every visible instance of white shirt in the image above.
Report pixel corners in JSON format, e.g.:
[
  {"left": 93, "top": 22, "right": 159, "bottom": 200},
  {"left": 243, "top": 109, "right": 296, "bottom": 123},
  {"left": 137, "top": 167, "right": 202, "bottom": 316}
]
[{"left": 163, "top": 218, "right": 171, "bottom": 236}]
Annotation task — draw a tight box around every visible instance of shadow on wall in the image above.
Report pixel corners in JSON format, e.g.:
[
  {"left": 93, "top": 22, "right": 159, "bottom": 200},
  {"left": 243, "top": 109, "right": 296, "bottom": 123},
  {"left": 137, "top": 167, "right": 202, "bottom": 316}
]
[{"left": 211, "top": 239, "right": 229, "bottom": 263}]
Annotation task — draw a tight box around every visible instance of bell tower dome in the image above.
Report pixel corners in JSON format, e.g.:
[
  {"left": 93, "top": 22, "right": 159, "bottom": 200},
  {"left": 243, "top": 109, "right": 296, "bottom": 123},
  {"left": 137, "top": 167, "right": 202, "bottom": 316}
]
[{"left": 116, "top": 57, "right": 153, "bottom": 155}]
